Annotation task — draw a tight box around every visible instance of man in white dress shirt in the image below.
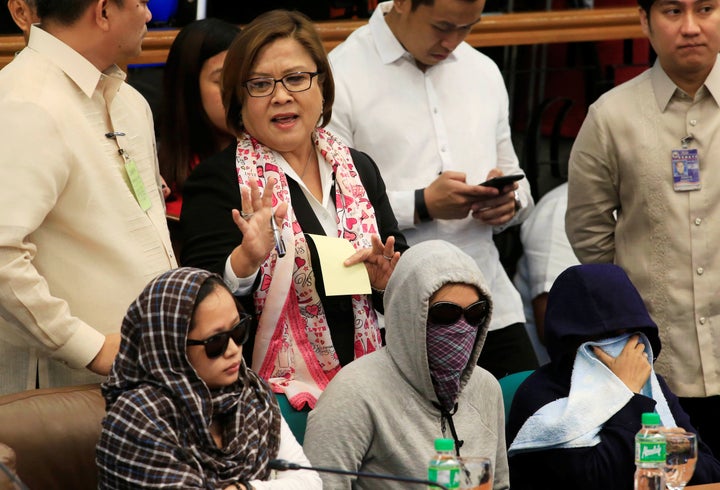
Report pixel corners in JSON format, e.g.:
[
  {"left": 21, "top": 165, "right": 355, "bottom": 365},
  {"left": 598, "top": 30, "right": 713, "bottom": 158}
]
[
  {"left": 328, "top": 0, "right": 537, "bottom": 377},
  {"left": 0, "top": 0, "right": 176, "bottom": 394}
]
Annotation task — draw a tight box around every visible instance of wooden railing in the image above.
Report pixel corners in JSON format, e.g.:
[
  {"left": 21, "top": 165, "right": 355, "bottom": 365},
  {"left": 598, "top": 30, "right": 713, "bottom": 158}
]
[{"left": 0, "top": 6, "right": 643, "bottom": 69}]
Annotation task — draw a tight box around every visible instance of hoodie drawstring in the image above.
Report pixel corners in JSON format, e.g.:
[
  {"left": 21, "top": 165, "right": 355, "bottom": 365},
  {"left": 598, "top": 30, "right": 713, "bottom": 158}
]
[{"left": 434, "top": 402, "right": 464, "bottom": 457}]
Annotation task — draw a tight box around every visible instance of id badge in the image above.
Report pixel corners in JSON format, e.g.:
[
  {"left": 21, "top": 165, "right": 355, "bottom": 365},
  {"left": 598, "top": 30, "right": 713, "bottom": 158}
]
[
  {"left": 671, "top": 148, "right": 700, "bottom": 191},
  {"left": 124, "top": 159, "right": 152, "bottom": 211}
]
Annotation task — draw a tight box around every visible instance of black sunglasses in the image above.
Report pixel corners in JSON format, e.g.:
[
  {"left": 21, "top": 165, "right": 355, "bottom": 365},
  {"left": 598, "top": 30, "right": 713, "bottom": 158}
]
[
  {"left": 428, "top": 300, "right": 489, "bottom": 327},
  {"left": 186, "top": 313, "right": 252, "bottom": 359}
]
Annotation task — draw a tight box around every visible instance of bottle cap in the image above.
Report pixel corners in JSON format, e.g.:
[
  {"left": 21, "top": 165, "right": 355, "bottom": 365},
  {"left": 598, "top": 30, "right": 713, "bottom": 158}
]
[
  {"left": 434, "top": 438, "right": 455, "bottom": 451},
  {"left": 641, "top": 412, "right": 661, "bottom": 425}
]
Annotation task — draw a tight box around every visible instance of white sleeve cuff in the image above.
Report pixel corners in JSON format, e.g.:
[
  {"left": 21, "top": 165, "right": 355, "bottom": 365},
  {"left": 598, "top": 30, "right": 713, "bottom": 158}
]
[
  {"left": 53, "top": 322, "right": 106, "bottom": 369},
  {"left": 223, "top": 255, "right": 258, "bottom": 296},
  {"left": 388, "top": 189, "right": 416, "bottom": 230}
]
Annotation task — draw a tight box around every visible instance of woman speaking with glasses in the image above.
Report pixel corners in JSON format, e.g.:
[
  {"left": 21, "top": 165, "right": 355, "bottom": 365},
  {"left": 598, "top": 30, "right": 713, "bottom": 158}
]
[
  {"left": 96, "top": 268, "right": 322, "bottom": 489},
  {"left": 179, "top": 9, "right": 407, "bottom": 413}
]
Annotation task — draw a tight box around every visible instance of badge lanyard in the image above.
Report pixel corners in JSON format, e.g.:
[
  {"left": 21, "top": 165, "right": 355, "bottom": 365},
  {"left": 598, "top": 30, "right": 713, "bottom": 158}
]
[{"left": 106, "top": 131, "right": 152, "bottom": 211}]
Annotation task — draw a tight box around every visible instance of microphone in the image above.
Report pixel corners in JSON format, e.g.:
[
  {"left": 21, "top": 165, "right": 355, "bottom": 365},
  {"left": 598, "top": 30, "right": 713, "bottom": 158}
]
[
  {"left": 0, "top": 460, "right": 29, "bottom": 490},
  {"left": 268, "top": 458, "right": 449, "bottom": 490}
]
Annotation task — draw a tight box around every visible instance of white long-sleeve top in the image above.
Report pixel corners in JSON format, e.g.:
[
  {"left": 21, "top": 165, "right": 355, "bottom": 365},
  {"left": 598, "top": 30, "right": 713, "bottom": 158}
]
[{"left": 327, "top": 2, "right": 533, "bottom": 330}]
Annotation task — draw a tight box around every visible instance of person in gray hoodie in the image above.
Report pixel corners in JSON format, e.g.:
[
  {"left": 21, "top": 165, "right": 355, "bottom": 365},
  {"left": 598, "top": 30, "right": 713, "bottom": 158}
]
[{"left": 303, "top": 240, "right": 509, "bottom": 489}]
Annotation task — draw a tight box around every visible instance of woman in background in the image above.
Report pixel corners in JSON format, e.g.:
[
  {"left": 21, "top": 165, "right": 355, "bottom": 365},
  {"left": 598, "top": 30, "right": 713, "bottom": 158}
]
[
  {"left": 158, "top": 18, "right": 240, "bottom": 218},
  {"left": 96, "top": 267, "right": 321, "bottom": 489}
]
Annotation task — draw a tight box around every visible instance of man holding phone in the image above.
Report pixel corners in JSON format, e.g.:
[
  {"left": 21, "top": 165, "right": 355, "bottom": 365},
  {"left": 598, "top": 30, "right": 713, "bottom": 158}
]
[{"left": 327, "top": 0, "right": 537, "bottom": 377}]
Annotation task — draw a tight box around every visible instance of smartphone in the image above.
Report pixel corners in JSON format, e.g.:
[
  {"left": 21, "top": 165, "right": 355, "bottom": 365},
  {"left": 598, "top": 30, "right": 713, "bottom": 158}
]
[{"left": 479, "top": 174, "right": 524, "bottom": 190}]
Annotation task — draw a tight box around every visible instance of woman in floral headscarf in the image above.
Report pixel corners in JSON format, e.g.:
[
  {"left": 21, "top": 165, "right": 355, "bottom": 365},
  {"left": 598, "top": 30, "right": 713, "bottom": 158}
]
[{"left": 96, "top": 267, "right": 321, "bottom": 489}]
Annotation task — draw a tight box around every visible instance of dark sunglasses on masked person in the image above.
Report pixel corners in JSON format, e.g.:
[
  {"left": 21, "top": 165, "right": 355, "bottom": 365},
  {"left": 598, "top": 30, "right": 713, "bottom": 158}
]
[
  {"left": 187, "top": 312, "right": 252, "bottom": 359},
  {"left": 428, "top": 300, "right": 489, "bottom": 327}
]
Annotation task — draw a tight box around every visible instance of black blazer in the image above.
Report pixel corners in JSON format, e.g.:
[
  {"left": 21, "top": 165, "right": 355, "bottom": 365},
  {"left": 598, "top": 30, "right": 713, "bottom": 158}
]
[{"left": 180, "top": 142, "right": 408, "bottom": 366}]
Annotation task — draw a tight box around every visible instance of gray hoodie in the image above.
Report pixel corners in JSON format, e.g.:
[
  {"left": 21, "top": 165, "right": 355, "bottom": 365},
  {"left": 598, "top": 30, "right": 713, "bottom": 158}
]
[{"left": 303, "top": 240, "right": 509, "bottom": 489}]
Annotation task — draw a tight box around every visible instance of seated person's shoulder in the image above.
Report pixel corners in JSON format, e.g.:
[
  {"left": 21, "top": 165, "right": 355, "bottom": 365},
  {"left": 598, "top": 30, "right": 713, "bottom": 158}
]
[
  {"left": 468, "top": 364, "right": 503, "bottom": 390},
  {"left": 321, "top": 352, "right": 389, "bottom": 397}
]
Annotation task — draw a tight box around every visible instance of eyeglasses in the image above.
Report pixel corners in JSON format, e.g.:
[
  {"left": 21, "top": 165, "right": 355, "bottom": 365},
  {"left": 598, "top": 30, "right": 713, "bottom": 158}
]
[
  {"left": 186, "top": 313, "right": 252, "bottom": 359},
  {"left": 243, "top": 72, "right": 320, "bottom": 97},
  {"left": 428, "top": 300, "right": 489, "bottom": 327}
]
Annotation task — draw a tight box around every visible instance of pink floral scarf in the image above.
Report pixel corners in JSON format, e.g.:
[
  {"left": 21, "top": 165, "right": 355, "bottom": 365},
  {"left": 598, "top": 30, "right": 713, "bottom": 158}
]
[{"left": 235, "top": 128, "right": 382, "bottom": 409}]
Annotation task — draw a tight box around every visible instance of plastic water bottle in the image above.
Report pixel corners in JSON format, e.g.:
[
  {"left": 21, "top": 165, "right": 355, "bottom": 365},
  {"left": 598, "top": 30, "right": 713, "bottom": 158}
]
[
  {"left": 428, "top": 438, "right": 461, "bottom": 489},
  {"left": 634, "top": 412, "right": 667, "bottom": 490}
]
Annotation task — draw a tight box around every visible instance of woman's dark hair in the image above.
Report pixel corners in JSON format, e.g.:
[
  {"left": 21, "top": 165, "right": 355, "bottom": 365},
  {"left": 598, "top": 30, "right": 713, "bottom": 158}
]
[
  {"left": 158, "top": 18, "right": 240, "bottom": 192},
  {"left": 222, "top": 9, "right": 334, "bottom": 136}
]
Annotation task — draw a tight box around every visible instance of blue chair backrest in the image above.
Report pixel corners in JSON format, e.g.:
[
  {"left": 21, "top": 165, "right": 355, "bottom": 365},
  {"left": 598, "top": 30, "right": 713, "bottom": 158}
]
[
  {"left": 275, "top": 394, "right": 310, "bottom": 445},
  {"left": 498, "top": 370, "right": 534, "bottom": 421}
]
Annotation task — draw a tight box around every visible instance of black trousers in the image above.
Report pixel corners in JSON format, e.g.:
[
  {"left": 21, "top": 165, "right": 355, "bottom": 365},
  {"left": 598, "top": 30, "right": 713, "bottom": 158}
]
[
  {"left": 477, "top": 322, "right": 539, "bottom": 380},
  {"left": 678, "top": 395, "right": 720, "bottom": 458}
]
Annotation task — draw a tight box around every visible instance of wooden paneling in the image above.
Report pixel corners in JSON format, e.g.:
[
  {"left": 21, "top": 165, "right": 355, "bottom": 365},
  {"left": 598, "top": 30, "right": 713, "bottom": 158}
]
[{"left": 0, "top": 7, "right": 642, "bottom": 69}]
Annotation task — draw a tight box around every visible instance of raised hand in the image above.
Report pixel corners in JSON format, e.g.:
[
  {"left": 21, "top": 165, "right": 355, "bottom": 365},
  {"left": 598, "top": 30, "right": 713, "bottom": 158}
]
[
  {"left": 343, "top": 235, "right": 400, "bottom": 291},
  {"left": 229, "top": 178, "right": 288, "bottom": 277}
]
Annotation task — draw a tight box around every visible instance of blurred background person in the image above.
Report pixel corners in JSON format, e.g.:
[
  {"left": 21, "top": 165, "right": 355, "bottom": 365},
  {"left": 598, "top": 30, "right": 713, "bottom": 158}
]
[
  {"left": 513, "top": 182, "right": 579, "bottom": 366},
  {"left": 97, "top": 267, "right": 322, "bottom": 489},
  {"left": 180, "top": 9, "right": 408, "bottom": 412},
  {"left": 158, "top": 17, "right": 240, "bottom": 220}
]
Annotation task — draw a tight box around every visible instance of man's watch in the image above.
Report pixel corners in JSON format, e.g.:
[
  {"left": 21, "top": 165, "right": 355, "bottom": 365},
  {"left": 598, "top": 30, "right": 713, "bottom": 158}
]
[
  {"left": 514, "top": 190, "right": 522, "bottom": 212},
  {"left": 415, "top": 188, "right": 433, "bottom": 223}
]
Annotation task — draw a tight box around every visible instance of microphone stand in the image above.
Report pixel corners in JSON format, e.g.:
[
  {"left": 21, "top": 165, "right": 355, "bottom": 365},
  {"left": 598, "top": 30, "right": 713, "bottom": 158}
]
[{"left": 269, "top": 459, "right": 449, "bottom": 490}]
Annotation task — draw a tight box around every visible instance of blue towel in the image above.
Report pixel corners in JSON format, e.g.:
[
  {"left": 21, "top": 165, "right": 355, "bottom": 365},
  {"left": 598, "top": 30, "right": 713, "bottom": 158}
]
[{"left": 509, "top": 332, "right": 676, "bottom": 455}]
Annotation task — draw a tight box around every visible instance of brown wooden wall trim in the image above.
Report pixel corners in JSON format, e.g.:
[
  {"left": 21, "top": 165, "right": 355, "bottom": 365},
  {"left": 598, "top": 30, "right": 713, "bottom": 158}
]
[{"left": 0, "top": 7, "right": 642, "bottom": 70}]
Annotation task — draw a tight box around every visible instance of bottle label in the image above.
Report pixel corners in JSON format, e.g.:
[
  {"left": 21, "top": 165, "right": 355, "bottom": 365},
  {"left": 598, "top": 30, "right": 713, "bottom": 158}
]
[
  {"left": 636, "top": 440, "right": 666, "bottom": 463},
  {"left": 428, "top": 467, "right": 461, "bottom": 488}
]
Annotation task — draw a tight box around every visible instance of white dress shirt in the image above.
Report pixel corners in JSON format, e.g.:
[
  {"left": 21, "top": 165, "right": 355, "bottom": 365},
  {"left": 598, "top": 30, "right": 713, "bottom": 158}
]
[
  {"left": 327, "top": 1, "right": 533, "bottom": 330},
  {"left": 514, "top": 183, "right": 579, "bottom": 365}
]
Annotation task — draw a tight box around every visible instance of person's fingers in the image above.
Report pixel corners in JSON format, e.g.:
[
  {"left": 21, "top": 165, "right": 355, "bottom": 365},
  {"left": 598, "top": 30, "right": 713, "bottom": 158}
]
[
  {"left": 262, "top": 177, "right": 277, "bottom": 207},
  {"left": 239, "top": 185, "right": 254, "bottom": 217},
  {"left": 592, "top": 345, "right": 614, "bottom": 367},
  {"left": 275, "top": 202, "right": 289, "bottom": 222},
  {"left": 344, "top": 248, "right": 371, "bottom": 266},
  {"left": 382, "top": 235, "right": 396, "bottom": 257},
  {"left": 231, "top": 209, "right": 251, "bottom": 236},
  {"left": 370, "top": 234, "right": 384, "bottom": 255}
]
